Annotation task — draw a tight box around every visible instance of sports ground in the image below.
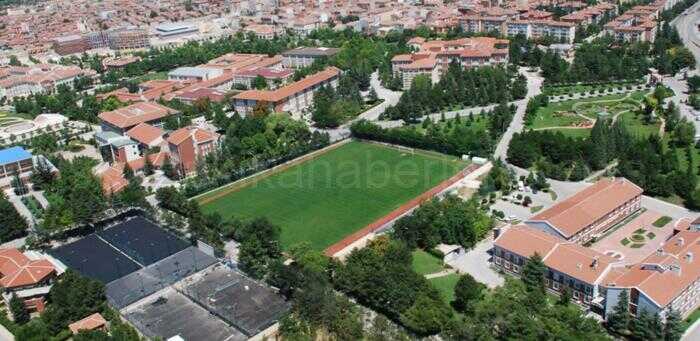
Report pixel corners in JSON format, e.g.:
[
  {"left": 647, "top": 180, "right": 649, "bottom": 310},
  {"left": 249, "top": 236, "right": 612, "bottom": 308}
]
[{"left": 198, "top": 141, "right": 468, "bottom": 251}]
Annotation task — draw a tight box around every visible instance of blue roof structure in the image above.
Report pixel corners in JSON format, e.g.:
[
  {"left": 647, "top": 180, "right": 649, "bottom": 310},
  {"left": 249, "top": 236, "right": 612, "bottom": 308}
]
[{"left": 0, "top": 146, "right": 32, "bottom": 165}]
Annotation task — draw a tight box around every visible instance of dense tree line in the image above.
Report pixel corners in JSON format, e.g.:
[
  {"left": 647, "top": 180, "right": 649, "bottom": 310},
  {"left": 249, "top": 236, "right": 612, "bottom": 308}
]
[
  {"left": 383, "top": 64, "right": 524, "bottom": 121},
  {"left": 653, "top": 22, "right": 696, "bottom": 75},
  {"left": 443, "top": 255, "right": 610, "bottom": 340},
  {"left": 508, "top": 118, "right": 629, "bottom": 181},
  {"left": 155, "top": 186, "right": 230, "bottom": 251},
  {"left": 541, "top": 38, "right": 650, "bottom": 84},
  {"left": 352, "top": 102, "right": 515, "bottom": 157},
  {"left": 333, "top": 236, "right": 453, "bottom": 335},
  {"left": 393, "top": 195, "right": 493, "bottom": 250},
  {"left": 180, "top": 113, "right": 329, "bottom": 197}
]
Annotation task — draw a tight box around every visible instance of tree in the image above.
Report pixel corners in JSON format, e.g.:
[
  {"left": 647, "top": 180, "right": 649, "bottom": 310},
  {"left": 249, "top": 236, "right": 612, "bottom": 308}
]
[
  {"left": 161, "top": 156, "right": 177, "bottom": 179},
  {"left": 400, "top": 294, "right": 453, "bottom": 335},
  {"left": 452, "top": 274, "right": 485, "bottom": 313},
  {"left": 251, "top": 101, "right": 270, "bottom": 118},
  {"left": 9, "top": 55, "right": 21, "bottom": 66},
  {"left": 252, "top": 75, "right": 268, "bottom": 90},
  {"left": 559, "top": 286, "right": 572, "bottom": 306},
  {"left": 237, "top": 218, "right": 282, "bottom": 279},
  {"left": 30, "top": 157, "right": 55, "bottom": 190},
  {"left": 664, "top": 310, "right": 683, "bottom": 341},
  {"left": 12, "top": 173, "right": 28, "bottom": 196},
  {"left": 143, "top": 151, "right": 154, "bottom": 176},
  {"left": 522, "top": 196, "right": 533, "bottom": 207},
  {"left": 0, "top": 193, "right": 27, "bottom": 243},
  {"left": 607, "top": 289, "right": 631, "bottom": 336},
  {"left": 122, "top": 163, "right": 134, "bottom": 179},
  {"left": 10, "top": 294, "right": 30, "bottom": 325},
  {"left": 522, "top": 253, "right": 547, "bottom": 309},
  {"left": 367, "top": 87, "right": 379, "bottom": 104}
]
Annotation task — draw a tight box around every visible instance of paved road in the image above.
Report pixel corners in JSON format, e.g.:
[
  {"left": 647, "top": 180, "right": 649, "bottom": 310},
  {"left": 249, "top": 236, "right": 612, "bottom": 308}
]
[
  {"left": 662, "top": 75, "right": 699, "bottom": 132},
  {"left": 672, "top": 1, "right": 700, "bottom": 71},
  {"left": 0, "top": 323, "right": 14, "bottom": 341},
  {"left": 446, "top": 236, "right": 504, "bottom": 289},
  {"left": 319, "top": 71, "right": 403, "bottom": 142},
  {"left": 494, "top": 68, "right": 544, "bottom": 160},
  {"left": 683, "top": 318, "right": 700, "bottom": 341}
]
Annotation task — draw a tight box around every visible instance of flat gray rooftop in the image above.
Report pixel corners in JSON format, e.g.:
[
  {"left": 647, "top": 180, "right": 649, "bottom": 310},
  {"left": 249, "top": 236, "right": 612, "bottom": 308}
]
[
  {"left": 176, "top": 264, "right": 290, "bottom": 337},
  {"left": 107, "top": 246, "right": 217, "bottom": 309},
  {"left": 282, "top": 47, "right": 341, "bottom": 57},
  {"left": 123, "top": 288, "right": 245, "bottom": 341}
]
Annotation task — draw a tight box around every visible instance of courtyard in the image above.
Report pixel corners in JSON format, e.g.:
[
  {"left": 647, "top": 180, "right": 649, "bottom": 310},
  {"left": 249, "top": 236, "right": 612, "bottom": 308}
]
[{"left": 590, "top": 210, "right": 676, "bottom": 265}]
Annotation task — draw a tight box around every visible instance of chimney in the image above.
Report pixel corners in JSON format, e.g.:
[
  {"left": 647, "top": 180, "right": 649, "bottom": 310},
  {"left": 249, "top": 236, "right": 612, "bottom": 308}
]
[
  {"left": 677, "top": 237, "right": 685, "bottom": 247},
  {"left": 591, "top": 256, "right": 599, "bottom": 269},
  {"left": 686, "top": 252, "right": 694, "bottom": 263},
  {"left": 656, "top": 249, "right": 664, "bottom": 256},
  {"left": 576, "top": 263, "right": 582, "bottom": 270}
]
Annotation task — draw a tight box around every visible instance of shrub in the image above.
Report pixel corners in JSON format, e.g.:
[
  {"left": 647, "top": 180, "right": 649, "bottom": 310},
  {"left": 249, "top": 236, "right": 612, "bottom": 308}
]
[{"left": 652, "top": 216, "right": 672, "bottom": 227}]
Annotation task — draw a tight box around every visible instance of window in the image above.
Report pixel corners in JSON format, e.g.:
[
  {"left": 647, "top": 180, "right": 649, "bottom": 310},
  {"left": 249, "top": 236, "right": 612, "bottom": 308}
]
[
  {"left": 553, "top": 282, "right": 560, "bottom": 290},
  {"left": 513, "top": 265, "right": 520, "bottom": 273},
  {"left": 495, "top": 257, "right": 502, "bottom": 265},
  {"left": 573, "top": 291, "right": 580, "bottom": 299}
]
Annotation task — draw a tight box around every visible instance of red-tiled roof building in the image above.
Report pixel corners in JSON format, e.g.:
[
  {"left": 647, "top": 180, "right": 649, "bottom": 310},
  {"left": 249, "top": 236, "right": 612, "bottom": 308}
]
[
  {"left": 233, "top": 67, "right": 341, "bottom": 118},
  {"left": 98, "top": 102, "right": 179, "bottom": 134},
  {"left": 166, "top": 126, "right": 219, "bottom": 176},
  {"left": 0, "top": 248, "right": 56, "bottom": 313},
  {"left": 391, "top": 37, "right": 509, "bottom": 89},
  {"left": 525, "top": 178, "right": 643, "bottom": 243},
  {"left": 69, "top": 313, "right": 108, "bottom": 334}
]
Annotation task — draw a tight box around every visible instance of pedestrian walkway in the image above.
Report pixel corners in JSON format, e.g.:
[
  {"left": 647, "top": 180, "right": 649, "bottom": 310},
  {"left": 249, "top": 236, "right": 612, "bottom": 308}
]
[{"left": 424, "top": 269, "right": 456, "bottom": 279}]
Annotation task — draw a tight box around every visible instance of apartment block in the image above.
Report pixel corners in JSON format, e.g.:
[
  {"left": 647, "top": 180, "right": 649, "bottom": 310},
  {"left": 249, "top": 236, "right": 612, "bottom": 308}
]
[
  {"left": 233, "top": 67, "right": 341, "bottom": 118},
  {"left": 391, "top": 37, "right": 509, "bottom": 90},
  {"left": 281, "top": 47, "right": 341, "bottom": 69},
  {"left": 0, "top": 64, "right": 95, "bottom": 99}
]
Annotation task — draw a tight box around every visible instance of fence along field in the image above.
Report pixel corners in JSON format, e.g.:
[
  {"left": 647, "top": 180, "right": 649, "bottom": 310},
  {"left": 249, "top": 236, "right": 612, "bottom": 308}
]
[{"left": 198, "top": 140, "right": 468, "bottom": 251}]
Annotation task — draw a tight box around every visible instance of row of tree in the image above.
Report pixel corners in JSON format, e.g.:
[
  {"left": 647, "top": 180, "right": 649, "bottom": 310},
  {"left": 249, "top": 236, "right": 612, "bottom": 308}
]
[
  {"left": 383, "top": 64, "right": 525, "bottom": 122},
  {"left": 351, "top": 102, "right": 515, "bottom": 158}
]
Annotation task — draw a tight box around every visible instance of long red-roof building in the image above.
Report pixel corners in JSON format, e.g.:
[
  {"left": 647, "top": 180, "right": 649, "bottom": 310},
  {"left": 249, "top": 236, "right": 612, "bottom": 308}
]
[{"left": 493, "top": 177, "right": 700, "bottom": 320}]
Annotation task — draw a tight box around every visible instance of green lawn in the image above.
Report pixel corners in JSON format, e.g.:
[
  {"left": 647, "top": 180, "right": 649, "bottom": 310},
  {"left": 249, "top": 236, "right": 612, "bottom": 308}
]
[
  {"left": 429, "top": 273, "right": 460, "bottom": 304},
  {"left": 683, "top": 308, "right": 700, "bottom": 331},
  {"left": 199, "top": 141, "right": 467, "bottom": 250},
  {"left": 131, "top": 71, "right": 167, "bottom": 83},
  {"left": 653, "top": 216, "right": 672, "bottom": 228},
  {"left": 412, "top": 249, "right": 444, "bottom": 275},
  {"left": 547, "top": 128, "right": 591, "bottom": 139},
  {"left": 618, "top": 111, "right": 660, "bottom": 139},
  {"left": 412, "top": 115, "right": 488, "bottom": 135},
  {"left": 529, "top": 101, "right": 588, "bottom": 129}
]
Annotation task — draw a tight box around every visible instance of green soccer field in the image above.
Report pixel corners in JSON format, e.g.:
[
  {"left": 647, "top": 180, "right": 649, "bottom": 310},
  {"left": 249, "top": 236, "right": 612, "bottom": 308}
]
[{"left": 198, "top": 141, "right": 467, "bottom": 251}]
